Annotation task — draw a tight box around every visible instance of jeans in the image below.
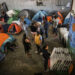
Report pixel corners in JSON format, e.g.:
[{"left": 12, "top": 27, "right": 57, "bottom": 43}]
[{"left": 45, "top": 29, "right": 48, "bottom": 38}]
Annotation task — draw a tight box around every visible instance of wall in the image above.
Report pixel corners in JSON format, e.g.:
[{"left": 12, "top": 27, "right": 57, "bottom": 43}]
[
  {"left": 72, "top": 0, "right": 75, "bottom": 13},
  {"left": 0, "top": 0, "right": 72, "bottom": 12}
]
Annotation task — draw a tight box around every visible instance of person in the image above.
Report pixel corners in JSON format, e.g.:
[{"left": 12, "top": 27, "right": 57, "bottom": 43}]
[
  {"left": 30, "top": 22, "right": 38, "bottom": 39},
  {"left": 22, "top": 33, "right": 31, "bottom": 56},
  {"left": 37, "top": 22, "right": 45, "bottom": 44},
  {"left": 23, "top": 21, "right": 28, "bottom": 36},
  {"left": 44, "top": 18, "right": 49, "bottom": 38},
  {"left": 52, "top": 16, "right": 59, "bottom": 36},
  {"left": 34, "top": 31, "right": 42, "bottom": 54},
  {"left": 1, "top": 11, "right": 9, "bottom": 22},
  {"left": 42, "top": 44, "right": 50, "bottom": 72}
]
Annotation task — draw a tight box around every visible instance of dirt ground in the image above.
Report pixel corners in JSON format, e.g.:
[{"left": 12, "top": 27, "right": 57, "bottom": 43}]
[{"left": 0, "top": 26, "right": 63, "bottom": 75}]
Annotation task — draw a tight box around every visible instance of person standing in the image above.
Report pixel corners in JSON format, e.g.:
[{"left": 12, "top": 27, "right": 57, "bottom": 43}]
[
  {"left": 44, "top": 18, "right": 49, "bottom": 38},
  {"left": 42, "top": 44, "right": 50, "bottom": 72},
  {"left": 34, "top": 31, "right": 42, "bottom": 54},
  {"left": 22, "top": 33, "right": 31, "bottom": 56}
]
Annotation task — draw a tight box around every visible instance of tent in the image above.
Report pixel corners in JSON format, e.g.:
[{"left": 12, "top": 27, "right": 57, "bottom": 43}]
[
  {"left": 18, "top": 9, "right": 35, "bottom": 19},
  {"left": 2, "top": 24, "right": 10, "bottom": 33},
  {"left": 0, "top": 52, "right": 5, "bottom": 62},
  {"left": 8, "top": 23, "right": 21, "bottom": 34},
  {"left": 32, "top": 10, "right": 48, "bottom": 22},
  {"left": 0, "top": 24, "right": 4, "bottom": 33},
  {"left": 0, "top": 33, "right": 15, "bottom": 52},
  {"left": 64, "top": 12, "right": 71, "bottom": 24},
  {"left": 0, "top": 24, "right": 10, "bottom": 33}
]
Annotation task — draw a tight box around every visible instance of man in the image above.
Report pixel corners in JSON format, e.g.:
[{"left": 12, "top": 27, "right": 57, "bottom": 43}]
[{"left": 44, "top": 18, "right": 49, "bottom": 38}]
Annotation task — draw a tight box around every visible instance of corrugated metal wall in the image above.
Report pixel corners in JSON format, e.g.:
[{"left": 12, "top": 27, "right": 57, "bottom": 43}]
[{"left": 0, "top": 0, "right": 72, "bottom": 12}]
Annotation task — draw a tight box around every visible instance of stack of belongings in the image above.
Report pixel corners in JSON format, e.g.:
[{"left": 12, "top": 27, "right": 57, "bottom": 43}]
[
  {"left": 59, "top": 27, "right": 69, "bottom": 47},
  {"left": 50, "top": 47, "right": 72, "bottom": 73}
]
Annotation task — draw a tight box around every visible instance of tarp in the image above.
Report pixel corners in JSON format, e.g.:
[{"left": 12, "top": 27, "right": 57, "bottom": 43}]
[
  {"left": 8, "top": 23, "right": 21, "bottom": 34},
  {"left": 24, "top": 18, "right": 31, "bottom": 26},
  {"left": 32, "top": 10, "right": 48, "bottom": 22}
]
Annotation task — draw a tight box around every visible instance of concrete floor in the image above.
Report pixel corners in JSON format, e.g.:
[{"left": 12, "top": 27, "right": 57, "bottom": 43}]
[{"left": 0, "top": 26, "right": 63, "bottom": 75}]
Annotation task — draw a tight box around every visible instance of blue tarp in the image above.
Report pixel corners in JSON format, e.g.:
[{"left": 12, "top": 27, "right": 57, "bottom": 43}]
[
  {"left": 32, "top": 10, "right": 48, "bottom": 22},
  {"left": 24, "top": 18, "right": 31, "bottom": 26},
  {"left": 69, "top": 15, "right": 75, "bottom": 49},
  {"left": 0, "top": 52, "right": 5, "bottom": 62}
]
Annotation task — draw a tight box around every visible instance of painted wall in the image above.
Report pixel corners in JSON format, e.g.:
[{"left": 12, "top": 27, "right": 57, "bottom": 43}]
[
  {"left": 0, "top": 0, "right": 72, "bottom": 12},
  {"left": 72, "top": 0, "right": 75, "bottom": 13}
]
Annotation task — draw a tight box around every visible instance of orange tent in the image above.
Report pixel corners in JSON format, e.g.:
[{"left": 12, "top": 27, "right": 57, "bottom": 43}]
[
  {"left": 8, "top": 23, "right": 21, "bottom": 34},
  {"left": 0, "top": 33, "right": 9, "bottom": 47},
  {"left": 57, "top": 11, "right": 64, "bottom": 21},
  {"left": 47, "top": 16, "right": 52, "bottom": 22},
  {"left": 0, "top": 24, "right": 4, "bottom": 33}
]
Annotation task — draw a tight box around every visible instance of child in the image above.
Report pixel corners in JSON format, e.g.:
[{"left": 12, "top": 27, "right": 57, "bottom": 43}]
[
  {"left": 23, "top": 33, "right": 31, "bottom": 56},
  {"left": 42, "top": 44, "right": 50, "bottom": 72},
  {"left": 34, "top": 31, "right": 42, "bottom": 54}
]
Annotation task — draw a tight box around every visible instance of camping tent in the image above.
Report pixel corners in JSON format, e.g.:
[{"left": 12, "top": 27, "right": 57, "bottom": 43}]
[
  {"left": 64, "top": 12, "right": 71, "bottom": 24},
  {"left": 8, "top": 23, "right": 21, "bottom": 34},
  {"left": 32, "top": 10, "right": 48, "bottom": 22},
  {"left": 18, "top": 9, "right": 35, "bottom": 19},
  {"left": 0, "top": 24, "right": 10, "bottom": 33},
  {"left": 0, "top": 33, "right": 15, "bottom": 52}
]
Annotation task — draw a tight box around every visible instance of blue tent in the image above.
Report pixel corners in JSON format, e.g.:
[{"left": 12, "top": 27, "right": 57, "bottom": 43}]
[
  {"left": 24, "top": 18, "right": 31, "bottom": 26},
  {"left": 32, "top": 10, "right": 48, "bottom": 22},
  {"left": 0, "top": 52, "right": 5, "bottom": 62},
  {"left": 64, "top": 12, "right": 71, "bottom": 24}
]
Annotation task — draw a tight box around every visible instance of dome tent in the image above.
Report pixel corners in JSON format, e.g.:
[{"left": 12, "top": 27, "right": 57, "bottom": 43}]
[
  {"left": 32, "top": 10, "right": 48, "bottom": 22},
  {"left": 8, "top": 23, "right": 21, "bottom": 34},
  {"left": 18, "top": 9, "right": 35, "bottom": 19},
  {"left": 0, "top": 33, "right": 15, "bottom": 52}
]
